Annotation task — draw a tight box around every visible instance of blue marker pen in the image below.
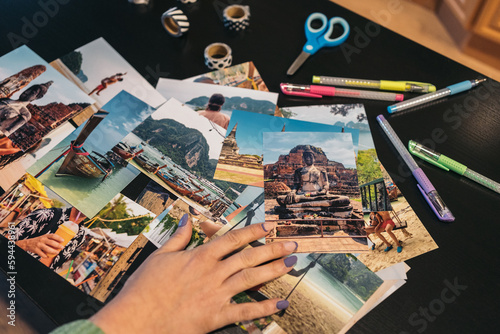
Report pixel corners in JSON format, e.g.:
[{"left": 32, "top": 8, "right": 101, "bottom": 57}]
[{"left": 387, "top": 78, "right": 486, "bottom": 113}]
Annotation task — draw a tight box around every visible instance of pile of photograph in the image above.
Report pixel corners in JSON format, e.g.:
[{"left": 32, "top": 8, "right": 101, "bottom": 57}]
[{"left": 0, "top": 38, "right": 439, "bottom": 333}]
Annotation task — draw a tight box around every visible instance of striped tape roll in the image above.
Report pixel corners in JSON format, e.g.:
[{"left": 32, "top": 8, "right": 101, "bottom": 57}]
[
  {"left": 204, "top": 43, "right": 232, "bottom": 70},
  {"left": 129, "top": 0, "right": 150, "bottom": 4},
  {"left": 161, "top": 7, "right": 189, "bottom": 37},
  {"left": 223, "top": 5, "right": 250, "bottom": 31}
]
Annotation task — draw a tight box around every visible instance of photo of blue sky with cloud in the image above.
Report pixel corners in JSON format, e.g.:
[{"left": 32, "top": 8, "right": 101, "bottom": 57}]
[
  {"left": 0, "top": 45, "right": 93, "bottom": 106},
  {"left": 224, "top": 110, "right": 359, "bottom": 158},
  {"left": 263, "top": 132, "right": 357, "bottom": 169}
]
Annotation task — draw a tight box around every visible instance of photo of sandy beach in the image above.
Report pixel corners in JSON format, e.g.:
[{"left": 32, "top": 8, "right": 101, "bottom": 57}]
[{"left": 242, "top": 253, "right": 384, "bottom": 334}]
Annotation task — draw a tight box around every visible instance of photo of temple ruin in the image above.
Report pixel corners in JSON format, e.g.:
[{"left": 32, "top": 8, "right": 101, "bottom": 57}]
[{"left": 263, "top": 132, "right": 368, "bottom": 253}]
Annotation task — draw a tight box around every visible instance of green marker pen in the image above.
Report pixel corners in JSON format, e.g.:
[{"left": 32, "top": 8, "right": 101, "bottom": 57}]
[{"left": 409, "top": 140, "right": 500, "bottom": 194}]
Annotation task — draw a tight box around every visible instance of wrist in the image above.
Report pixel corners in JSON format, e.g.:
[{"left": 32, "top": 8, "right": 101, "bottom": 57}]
[
  {"left": 16, "top": 239, "right": 28, "bottom": 251},
  {"left": 90, "top": 289, "right": 152, "bottom": 334}
]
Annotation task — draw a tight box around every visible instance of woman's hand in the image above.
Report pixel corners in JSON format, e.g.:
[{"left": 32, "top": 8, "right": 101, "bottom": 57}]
[{"left": 90, "top": 216, "right": 298, "bottom": 334}]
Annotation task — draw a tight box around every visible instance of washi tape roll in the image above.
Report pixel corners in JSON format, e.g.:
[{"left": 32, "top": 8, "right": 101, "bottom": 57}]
[
  {"left": 223, "top": 5, "right": 250, "bottom": 31},
  {"left": 129, "top": 0, "right": 150, "bottom": 5},
  {"left": 204, "top": 43, "right": 232, "bottom": 69},
  {"left": 161, "top": 7, "right": 189, "bottom": 37}
]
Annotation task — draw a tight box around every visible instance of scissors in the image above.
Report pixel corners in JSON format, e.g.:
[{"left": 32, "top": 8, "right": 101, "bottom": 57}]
[{"left": 287, "top": 13, "right": 350, "bottom": 76}]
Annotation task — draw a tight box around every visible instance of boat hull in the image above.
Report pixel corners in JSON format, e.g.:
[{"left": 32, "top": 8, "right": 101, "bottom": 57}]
[
  {"left": 112, "top": 146, "right": 134, "bottom": 159},
  {"left": 133, "top": 156, "right": 158, "bottom": 173},
  {"left": 156, "top": 172, "right": 192, "bottom": 196},
  {"left": 56, "top": 153, "right": 110, "bottom": 178}
]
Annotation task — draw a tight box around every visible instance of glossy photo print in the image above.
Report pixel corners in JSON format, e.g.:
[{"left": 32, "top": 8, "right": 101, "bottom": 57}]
[
  {"left": 121, "top": 98, "right": 247, "bottom": 221},
  {"left": 121, "top": 173, "right": 179, "bottom": 216},
  {"left": 356, "top": 164, "right": 439, "bottom": 272},
  {"left": 0, "top": 173, "right": 90, "bottom": 276},
  {"left": 0, "top": 46, "right": 94, "bottom": 187},
  {"left": 27, "top": 91, "right": 156, "bottom": 218},
  {"left": 144, "top": 198, "right": 224, "bottom": 248},
  {"left": 280, "top": 104, "right": 392, "bottom": 212},
  {"left": 233, "top": 252, "right": 384, "bottom": 334},
  {"left": 51, "top": 37, "right": 166, "bottom": 109},
  {"left": 263, "top": 132, "right": 368, "bottom": 253},
  {"left": 156, "top": 77, "right": 279, "bottom": 126},
  {"left": 185, "top": 61, "right": 270, "bottom": 92},
  {"left": 52, "top": 192, "right": 155, "bottom": 297}
]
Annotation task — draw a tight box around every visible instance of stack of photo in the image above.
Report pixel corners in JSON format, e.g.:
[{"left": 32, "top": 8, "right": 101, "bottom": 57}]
[{"left": 0, "top": 39, "right": 439, "bottom": 334}]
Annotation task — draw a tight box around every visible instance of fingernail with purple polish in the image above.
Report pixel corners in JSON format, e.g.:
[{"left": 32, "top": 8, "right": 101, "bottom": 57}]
[
  {"left": 276, "top": 300, "right": 289, "bottom": 310},
  {"left": 261, "top": 222, "right": 273, "bottom": 232},
  {"left": 293, "top": 241, "right": 298, "bottom": 251},
  {"left": 178, "top": 213, "right": 188, "bottom": 227},
  {"left": 284, "top": 255, "right": 297, "bottom": 268}
]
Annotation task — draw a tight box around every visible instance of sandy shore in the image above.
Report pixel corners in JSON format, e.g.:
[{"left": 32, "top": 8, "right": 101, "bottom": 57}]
[
  {"left": 358, "top": 196, "right": 439, "bottom": 272},
  {"left": 261, "top": 275, "right": 353, "bottom": 334},
  {"left": 136, "top": 189, "right": 175, "bottom": 216}
]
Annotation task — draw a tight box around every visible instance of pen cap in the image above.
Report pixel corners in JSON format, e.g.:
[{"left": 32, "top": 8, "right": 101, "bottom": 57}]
[
  {"left": 309, "top": 85, "right": 336, "bottom": 96},
  {"left": 437, "top": 155, "right": 467, "bottom": 175},
  {"left": 380, "top": 81, "right": 408, "bottom": 91},
  {"left": 408, "top": 140, "right": 449, "bottom": 171}
]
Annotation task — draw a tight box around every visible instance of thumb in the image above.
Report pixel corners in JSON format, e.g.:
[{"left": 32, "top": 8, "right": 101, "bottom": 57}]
[{"left": 159, "top": 213, "right": 192, "bottom": 253}]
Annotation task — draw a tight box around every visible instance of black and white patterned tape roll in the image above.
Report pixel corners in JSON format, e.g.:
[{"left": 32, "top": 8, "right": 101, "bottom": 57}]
[
  {"left": 161, "top": 7, "right": 189, "bottom": 37},
  {"left": 223, "top": 5, "right": 250, "bottom": 31},
  {"left": 204, "top": 43, "right": 232, "bottom": 70},
  {"left": 129, "top": 0, "right": 150, "bottom": 5}
]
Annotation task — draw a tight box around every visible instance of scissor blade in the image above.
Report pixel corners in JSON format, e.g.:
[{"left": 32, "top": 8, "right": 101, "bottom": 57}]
[{"left": 287, "top": 51, "right": 311, "bottom": 76}]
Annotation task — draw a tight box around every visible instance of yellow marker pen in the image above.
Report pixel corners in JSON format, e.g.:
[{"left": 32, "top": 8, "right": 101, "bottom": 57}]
[{"left": 312, "top": 75, "right": 436, "bottom": 93}]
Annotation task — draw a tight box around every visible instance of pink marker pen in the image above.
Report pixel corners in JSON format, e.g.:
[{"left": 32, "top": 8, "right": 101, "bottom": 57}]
[{"left": 280, "top": 83, "right": 404, "bottom": 101}]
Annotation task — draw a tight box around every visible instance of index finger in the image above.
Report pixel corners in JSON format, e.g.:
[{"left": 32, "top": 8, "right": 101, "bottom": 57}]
[
  {"left": 203, "top": 222, "right": 275, "bottom": 260},
  {"left": 46, "top": 234, "right": 65, "bottom": 243}
]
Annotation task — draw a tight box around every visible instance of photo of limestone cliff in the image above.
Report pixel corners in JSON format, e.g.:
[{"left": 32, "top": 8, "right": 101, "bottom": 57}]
[
  {"left": 263, "top": 132, "right": 368, "bottom": 253},
  {"left": 121, "top": 98, "right": 247, "bottom": 223}
]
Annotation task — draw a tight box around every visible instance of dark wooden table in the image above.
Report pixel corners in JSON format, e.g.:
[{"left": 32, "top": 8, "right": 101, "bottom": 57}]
[{"left": 1, "top": 0, "right": 499, "bottom": 333}]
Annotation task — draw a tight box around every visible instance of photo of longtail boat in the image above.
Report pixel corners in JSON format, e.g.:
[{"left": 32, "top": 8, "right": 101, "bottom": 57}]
[
  {"left": 133, "top": 153, "right": 160, "bottom": 173},
  {"left": 111, "top": 141, "right": 141, "bottom": 160},
  {"left": 26, "top": 91, "right": 155, "bottom": 218},
  {"left": 51, "top": 111, "right": 114, "bottom": 181}
]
